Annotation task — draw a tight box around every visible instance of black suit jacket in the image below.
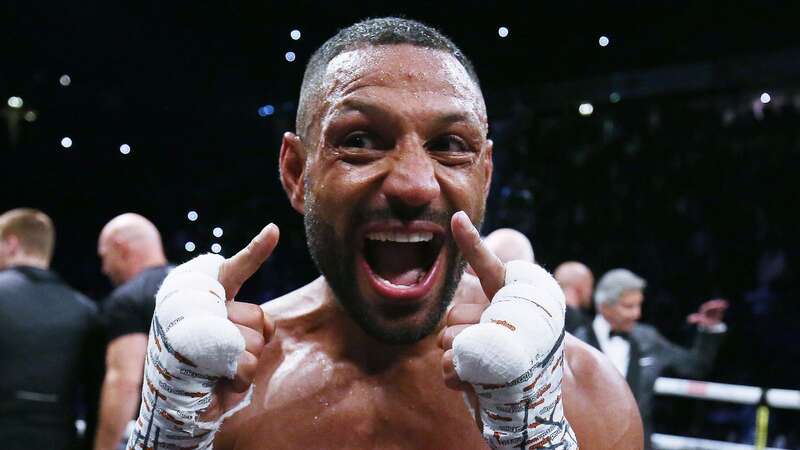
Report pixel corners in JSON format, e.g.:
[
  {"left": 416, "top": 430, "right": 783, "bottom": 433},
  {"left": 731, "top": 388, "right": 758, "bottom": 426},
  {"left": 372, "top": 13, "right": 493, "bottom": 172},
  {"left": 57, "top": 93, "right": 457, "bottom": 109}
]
[
  {"left": 573, "top": 318, "right": 724, "bottom": 450},
  {"left": 0, "top": 266, "right": 102, "bottom": 450}
]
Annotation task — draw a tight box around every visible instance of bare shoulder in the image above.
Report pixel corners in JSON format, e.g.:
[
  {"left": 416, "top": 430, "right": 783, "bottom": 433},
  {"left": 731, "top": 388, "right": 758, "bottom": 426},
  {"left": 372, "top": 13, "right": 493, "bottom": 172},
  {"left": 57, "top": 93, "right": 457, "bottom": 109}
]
[
  {"left": 563, "top": 334, "right": 644, "bottom": 450},
  {"left": 261, "top": 277, "right": 328, "bottom": 327}
]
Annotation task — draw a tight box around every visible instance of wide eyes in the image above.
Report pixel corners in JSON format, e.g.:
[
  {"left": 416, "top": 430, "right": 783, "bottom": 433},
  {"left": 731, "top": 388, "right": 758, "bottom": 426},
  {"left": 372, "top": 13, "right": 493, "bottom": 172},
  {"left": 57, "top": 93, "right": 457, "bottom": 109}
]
[
  {"left": 342, "top": 131, "right": 384, "bottom": 149},
  {"left": 426, "top": 135, "right": 470, "bottom": 154},
  {"left": 340, "top": 132, "right": 473, "bottom": 154}
]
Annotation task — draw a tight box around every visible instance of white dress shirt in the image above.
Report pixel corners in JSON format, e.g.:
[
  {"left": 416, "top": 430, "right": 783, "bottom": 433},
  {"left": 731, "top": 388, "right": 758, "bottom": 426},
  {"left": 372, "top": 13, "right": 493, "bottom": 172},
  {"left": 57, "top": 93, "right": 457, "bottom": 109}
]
[{"left": 593, "top": 315, "right": 630, "bottom": 377}]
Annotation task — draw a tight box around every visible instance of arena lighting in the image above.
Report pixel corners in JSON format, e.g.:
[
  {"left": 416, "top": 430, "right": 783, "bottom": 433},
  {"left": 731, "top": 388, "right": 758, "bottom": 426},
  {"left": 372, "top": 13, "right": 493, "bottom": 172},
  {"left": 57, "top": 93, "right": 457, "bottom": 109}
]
[
  {"left": 212, "top": 227, "right": 223, "bottom": 238},
  {"left": 24, "top": 111, "right": 37, "bottom": 122},
  {"left": 119, "top": 144, "right": 131, "bottom": 154},
  {"left": 187, "top": 210, "right": 198, "bottom": 222},
  {"left": 599, "top": 36, "right": 610, "bottom": 47},
  {"left": 258, "top": 104, "right": 275, "bottom": 116},
  {"left": 290, "top": 29, "right": 301, "bottom": 40},
  {"left": 760, "top": 92, "right": 771, "bottom": 104},
  {"left": 498, "top": 26, "right": 509, "bottom": 38},
  {"left": 7, "top": 96, "right": 23, "bottom": 108},
  {"left": 285, "top": 51, "right": 296, "bottom": 62},
  {"left": 578, "top": 103, "right": 594, "bottom": 116},
  {"left": 59, "top": 74, "right": 71, "bottom": 86},
  {"left": 185, "top": 241, "right": 196, "bottom": 252},
  {"left": 211, "top": 243, "right": 222, "bottom": 254},
  {"left": 609, "top": 92, "right": 621, "bottom": 103},
  {"left": 61, "top": 137, "right": 73, "bottom": 148}
]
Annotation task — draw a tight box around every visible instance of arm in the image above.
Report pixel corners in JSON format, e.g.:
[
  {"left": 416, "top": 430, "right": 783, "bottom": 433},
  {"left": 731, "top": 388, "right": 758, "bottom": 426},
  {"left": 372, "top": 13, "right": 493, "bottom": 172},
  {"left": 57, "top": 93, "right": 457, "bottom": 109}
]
[
  {"left": 659, "top": 299, "right": 728, "bottom": 378},
  {"left": 657, "top": 328, "right": 724, "bottom": 378},
  {"left": 93, "top": 333, "right": 148, "bottom": 450}
]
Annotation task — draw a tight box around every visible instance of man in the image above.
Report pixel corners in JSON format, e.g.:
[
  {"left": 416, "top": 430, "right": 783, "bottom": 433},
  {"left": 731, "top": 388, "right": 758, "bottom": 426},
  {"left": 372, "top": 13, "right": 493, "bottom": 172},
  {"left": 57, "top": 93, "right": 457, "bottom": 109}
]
[
  {"left": 94, "top": 213, "right": 172, "bottom": 450},
  {"left": 554, "top": 261, "right": 595, "bottom": 332},
  {"left": 0, "top": 208, "right": 101, "bottom": 449},
  {"left": 127, "top": 18, "right": 642, "bottom": 449},
  {"left": 572, "top": 268, "right": 728, "bottom": 449}
]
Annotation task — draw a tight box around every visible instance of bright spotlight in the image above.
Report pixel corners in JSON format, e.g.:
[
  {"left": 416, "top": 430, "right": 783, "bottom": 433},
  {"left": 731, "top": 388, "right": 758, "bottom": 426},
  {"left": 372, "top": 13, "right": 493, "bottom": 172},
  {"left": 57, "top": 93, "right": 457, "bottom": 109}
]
[
  {"left": 119, "top": 144, "right": 131, "bottom": 155},
  {"left": 578, "top": 103, "right": 594, "bottom": 116},
  {"left": 285, "top": 51, "right": 296, "bottom": 62},
  {"left": 599, "top": 36, "right": 610, "bottom": 47},
  {"left": 258, "top": 104, "right": 275, "bottom": 117},
  {"left": 212, "top": 227, "right": 223, "bottom": 238},
  {"left": 59, "top": 74, "right": 71, "bottom": 86},
  {"left": 185, "top": 241, "right": 196, "bottom": 252},
  {"left": 61, "top": 137, "right": 73, "bottom": 148},
  {"left": 7, "top": 97, "right": 23, "bottom": 108},
  {"left": 760, "top": 93, "right": 771, "bottom": 104},
  {"left": 187, "top": 211, "right": 198, "bottom": 221},
  {"left": 498, "top": 27, "right": 509, "bottom": 38},
  {"left": 290, "top": 29, "right": 301, "bottom": 40},
  {"left": 211, "top": 243, "right": 222, "bottom": 254}
]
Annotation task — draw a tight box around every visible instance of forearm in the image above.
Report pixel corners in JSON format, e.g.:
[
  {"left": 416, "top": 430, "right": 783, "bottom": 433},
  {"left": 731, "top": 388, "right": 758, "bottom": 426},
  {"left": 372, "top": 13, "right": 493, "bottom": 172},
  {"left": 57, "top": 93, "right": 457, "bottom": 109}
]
[{"left": 94, "top": 375, "right": 142, "bottom": 450}]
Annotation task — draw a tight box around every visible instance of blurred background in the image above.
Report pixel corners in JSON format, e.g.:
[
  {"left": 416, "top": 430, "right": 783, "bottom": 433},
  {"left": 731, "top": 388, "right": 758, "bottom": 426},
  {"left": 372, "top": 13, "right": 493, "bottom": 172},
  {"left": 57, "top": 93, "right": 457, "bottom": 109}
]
[{"left": 2, "top": 0, "right": 798, "bottom": 446}]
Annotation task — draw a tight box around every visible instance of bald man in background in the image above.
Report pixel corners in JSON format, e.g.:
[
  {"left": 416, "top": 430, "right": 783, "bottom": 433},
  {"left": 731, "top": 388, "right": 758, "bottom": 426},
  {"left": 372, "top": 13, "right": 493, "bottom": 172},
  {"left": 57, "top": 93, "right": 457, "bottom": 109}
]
[
  {"left": 94, "top": 214, "right": 172, "bottom": 450},
  {"left": 555, "top": 261, "right": 595, "bottom": 333}
]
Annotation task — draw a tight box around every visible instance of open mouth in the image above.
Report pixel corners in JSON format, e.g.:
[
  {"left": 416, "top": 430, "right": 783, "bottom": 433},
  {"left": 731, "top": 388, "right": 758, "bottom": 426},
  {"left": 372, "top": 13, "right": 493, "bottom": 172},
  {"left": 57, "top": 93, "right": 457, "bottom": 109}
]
[{"left": 359, "top": 225, "right": 446, "bottom": 301}]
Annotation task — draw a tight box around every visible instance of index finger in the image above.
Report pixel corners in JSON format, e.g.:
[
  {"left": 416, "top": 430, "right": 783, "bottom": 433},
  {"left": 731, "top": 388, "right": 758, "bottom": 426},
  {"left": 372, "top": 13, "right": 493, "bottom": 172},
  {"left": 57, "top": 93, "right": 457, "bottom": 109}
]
[
  {"left": 219, "top": 223, "right": 280, "bottom": 300},
  {"left": 451, "top": 211, "right": 505, "bottom": 299}
]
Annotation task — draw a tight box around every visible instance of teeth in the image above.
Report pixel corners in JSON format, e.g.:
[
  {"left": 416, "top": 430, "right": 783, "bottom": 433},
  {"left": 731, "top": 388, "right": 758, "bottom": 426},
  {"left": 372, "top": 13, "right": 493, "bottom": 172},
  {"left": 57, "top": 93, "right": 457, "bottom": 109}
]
[{"left": 366, "top": 231, "right": 434, "bottom": 243}]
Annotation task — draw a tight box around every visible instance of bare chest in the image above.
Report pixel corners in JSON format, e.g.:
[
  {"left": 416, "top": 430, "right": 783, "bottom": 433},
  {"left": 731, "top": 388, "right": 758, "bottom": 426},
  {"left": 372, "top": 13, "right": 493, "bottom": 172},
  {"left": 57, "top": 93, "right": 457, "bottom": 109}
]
[{"left": 219, "top": 341, "right": 486, "bottom": 450}]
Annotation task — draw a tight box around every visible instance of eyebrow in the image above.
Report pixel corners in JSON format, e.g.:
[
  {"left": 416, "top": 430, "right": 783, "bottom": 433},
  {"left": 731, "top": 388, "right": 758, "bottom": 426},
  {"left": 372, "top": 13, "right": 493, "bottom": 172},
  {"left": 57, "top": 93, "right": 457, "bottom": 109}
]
[{"left": 335, "top": 98, "right": 475, "bottom": 128}]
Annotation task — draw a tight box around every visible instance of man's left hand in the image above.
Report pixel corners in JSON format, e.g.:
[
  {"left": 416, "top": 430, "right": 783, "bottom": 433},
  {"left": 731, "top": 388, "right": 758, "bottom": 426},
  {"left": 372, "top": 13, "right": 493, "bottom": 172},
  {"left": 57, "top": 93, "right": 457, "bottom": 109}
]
[{"left": 687, "top": 298, "right": 729, "bottom": 327}]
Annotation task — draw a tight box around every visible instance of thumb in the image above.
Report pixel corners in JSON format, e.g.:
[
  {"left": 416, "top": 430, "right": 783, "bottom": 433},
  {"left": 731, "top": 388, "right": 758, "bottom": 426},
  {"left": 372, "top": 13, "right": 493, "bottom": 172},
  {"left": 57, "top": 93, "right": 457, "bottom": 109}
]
[{"left": 218, "top": 223, "right": 280, "bottom": 300}]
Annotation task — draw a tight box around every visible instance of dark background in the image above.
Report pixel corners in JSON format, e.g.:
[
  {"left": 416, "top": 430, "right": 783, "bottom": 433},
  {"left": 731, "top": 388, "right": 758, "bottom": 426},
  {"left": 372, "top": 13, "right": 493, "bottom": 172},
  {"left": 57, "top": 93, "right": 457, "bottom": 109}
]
[{"left": 2, "top": 1, "right": 798, "bottom": 446}]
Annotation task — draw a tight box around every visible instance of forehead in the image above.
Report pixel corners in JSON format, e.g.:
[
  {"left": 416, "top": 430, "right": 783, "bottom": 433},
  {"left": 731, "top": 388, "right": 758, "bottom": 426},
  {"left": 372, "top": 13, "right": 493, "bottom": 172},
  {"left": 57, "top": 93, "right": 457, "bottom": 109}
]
[{"left": 318, "top": 44, "right": 485, "bottom": 122}]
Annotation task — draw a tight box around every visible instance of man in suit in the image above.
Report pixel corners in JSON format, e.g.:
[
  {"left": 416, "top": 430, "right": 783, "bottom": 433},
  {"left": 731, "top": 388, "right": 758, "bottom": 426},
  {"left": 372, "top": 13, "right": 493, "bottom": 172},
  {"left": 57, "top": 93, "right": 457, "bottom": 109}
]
[
  {"left": 0, "top": 208, "right": 101, "bottom": 450},
  {"left": 572, "top": 268, "right": 728, "bottom": 449},
  {"left": 555, "top": 261, "right": 594, "bottom": 333}
]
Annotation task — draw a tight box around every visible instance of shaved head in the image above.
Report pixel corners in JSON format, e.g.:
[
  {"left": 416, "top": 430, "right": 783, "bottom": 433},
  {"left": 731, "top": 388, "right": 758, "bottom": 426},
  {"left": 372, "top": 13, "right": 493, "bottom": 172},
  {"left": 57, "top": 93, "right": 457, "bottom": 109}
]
[
  {"left": 99, "top": 213, "right": 166, "bottom": 285},
  {"left": 483, "top": 228, "right": 535, "bottom": 264},
  {"left": 296, "top": 17, "right": 482, "bottom": 143},
  {"left": 554, "top": 261, "right": 594, "bottom": 309}
]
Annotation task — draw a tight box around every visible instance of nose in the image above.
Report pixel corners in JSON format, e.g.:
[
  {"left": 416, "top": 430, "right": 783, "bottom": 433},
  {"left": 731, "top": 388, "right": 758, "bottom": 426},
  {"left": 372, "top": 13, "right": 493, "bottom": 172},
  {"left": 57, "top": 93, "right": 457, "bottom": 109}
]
[{"left": 381, "top": 142, "right": 440, "bottom": 218}]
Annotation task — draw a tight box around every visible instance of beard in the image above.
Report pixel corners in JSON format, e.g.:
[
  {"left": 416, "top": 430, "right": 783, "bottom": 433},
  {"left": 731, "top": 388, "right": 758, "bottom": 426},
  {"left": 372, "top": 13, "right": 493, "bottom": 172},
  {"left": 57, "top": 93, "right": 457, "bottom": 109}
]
[{"left": 304, "top": 196, "right": 468, "bottom": 345}]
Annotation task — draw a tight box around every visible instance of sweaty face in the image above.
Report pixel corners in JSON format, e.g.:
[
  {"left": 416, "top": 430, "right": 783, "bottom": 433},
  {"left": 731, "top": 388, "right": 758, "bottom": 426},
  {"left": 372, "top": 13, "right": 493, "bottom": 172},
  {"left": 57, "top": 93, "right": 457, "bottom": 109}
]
[
  {"left": 602, "top": 289, "right": 643, "bottom": 332},
  {"left": 302, "top": 45, "right": 492, "bottom": 344}
]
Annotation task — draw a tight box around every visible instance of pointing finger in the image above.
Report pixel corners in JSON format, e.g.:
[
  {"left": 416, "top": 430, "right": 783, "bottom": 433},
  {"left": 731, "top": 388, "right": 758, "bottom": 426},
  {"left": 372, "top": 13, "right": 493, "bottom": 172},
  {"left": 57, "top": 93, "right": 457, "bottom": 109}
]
[
  {"left": 451, "top": 211, "right": 504, "bottom": 299},
  {"left": 219, "top": 223, "right": 280, "bottom": 300}
]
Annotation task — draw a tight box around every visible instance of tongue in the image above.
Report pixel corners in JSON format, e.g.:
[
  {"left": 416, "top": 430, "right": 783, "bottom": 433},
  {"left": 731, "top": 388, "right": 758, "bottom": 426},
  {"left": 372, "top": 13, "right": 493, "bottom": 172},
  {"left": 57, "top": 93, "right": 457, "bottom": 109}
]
[{"left": 369, "top": 242, "right": 427, "bottom": 287}]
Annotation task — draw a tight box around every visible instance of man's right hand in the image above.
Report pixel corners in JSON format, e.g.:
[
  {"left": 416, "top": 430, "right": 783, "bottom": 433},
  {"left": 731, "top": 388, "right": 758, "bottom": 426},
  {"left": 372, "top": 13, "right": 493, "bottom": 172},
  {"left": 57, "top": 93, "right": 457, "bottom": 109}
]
[{"left": 126, "top": 224, "right": 279, "bottom": 449}]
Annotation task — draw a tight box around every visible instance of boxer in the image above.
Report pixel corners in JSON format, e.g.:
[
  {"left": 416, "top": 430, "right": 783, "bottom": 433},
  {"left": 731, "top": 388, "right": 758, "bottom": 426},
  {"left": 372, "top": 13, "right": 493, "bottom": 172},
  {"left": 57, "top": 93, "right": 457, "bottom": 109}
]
[{"left": 126, "top": 17, "right": 643, "bottom": 450}]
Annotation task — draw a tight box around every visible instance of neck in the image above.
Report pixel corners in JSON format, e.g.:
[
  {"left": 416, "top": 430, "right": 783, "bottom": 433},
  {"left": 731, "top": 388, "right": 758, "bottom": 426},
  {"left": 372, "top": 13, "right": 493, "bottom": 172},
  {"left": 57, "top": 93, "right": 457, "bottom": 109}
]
[{"left": 7, "top": 254, "right": 49, "bottom": 270}]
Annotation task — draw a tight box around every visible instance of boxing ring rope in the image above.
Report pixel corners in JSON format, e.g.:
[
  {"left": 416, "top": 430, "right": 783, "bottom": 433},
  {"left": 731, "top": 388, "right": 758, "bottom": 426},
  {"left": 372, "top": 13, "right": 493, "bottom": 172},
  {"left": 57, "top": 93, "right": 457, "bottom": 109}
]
[{"left": 651, "top": 377, "right": 800, "bottom": 450}]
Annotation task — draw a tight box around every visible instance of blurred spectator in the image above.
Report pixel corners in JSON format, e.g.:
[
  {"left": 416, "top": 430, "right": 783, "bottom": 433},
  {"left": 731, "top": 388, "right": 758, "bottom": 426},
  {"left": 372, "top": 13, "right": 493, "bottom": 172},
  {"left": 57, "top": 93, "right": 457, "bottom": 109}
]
[
  {"left": 94, "top": 213, "right": 171, "bottom": 450},
  {"left": 554, "top": 261, "right": 594, "bottom": 333},
  {"left": 573, "top": 268, "right": 728, "bottom": 450},
  {"left": 0, "top": 208, "right": 101, "bottom": 450}
]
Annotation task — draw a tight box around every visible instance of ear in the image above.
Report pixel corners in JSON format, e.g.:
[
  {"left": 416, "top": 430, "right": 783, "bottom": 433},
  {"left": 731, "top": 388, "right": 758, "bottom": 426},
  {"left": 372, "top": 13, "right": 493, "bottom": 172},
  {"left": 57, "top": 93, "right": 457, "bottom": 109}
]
[
  {"left": 279, "top": 132, "right": 307, "bottom": 214},
  {"left": 482, "top": 139, "right": 494, "bottom": 200},
  {"left": 4, "top": 235, "right": 20, "bottom": 255},
  {"left": 112, "top": 237, "right": 130, "bottom": 259}
]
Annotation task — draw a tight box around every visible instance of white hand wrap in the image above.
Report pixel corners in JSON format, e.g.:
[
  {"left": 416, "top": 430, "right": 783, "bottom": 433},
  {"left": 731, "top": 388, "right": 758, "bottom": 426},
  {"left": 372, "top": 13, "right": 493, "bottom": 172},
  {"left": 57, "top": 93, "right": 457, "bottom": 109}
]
[
  {"left": 127, "top": 254, "right": 249, "bottom": 450},
  {"left": 452, "top": 261, "right": 578, "bottom": 449}
]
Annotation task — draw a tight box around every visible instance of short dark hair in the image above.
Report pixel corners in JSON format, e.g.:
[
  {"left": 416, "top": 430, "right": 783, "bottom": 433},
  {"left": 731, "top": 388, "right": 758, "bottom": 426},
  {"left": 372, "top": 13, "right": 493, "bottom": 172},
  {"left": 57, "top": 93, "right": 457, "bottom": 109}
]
[
  {"left": 0, "top": 208, "right": 55, "bottom": 262},
  {"left": 296, "top": 17, "right": 481, "bottom": 139}
]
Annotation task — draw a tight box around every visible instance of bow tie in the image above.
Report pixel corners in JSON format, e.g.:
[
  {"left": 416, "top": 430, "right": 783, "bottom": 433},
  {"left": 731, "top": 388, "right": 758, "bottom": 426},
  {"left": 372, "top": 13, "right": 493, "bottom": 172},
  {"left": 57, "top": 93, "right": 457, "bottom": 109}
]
[{"left": 609, "top": 330, "right": 630, "bottom": 340}]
